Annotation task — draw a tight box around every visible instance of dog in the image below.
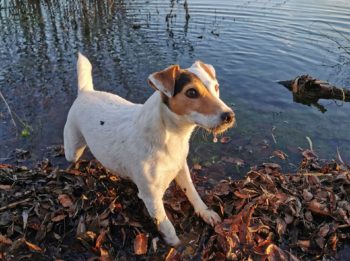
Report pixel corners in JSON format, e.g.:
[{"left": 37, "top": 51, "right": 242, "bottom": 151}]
[{"left": 64, "top": 53, "right": 235, "bottom": 246}]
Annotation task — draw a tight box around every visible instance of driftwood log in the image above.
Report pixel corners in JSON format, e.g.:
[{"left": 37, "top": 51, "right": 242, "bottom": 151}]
[{"left": 279, "top": 75, "right": 350, "bottom": 113}]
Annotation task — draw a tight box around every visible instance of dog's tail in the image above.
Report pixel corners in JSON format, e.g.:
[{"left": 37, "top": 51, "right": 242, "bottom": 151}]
[{"left": 77, "top": 52, "right": 94, "bottom": 94}]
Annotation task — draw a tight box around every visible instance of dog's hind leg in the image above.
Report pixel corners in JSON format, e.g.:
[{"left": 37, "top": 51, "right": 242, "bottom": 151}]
[
  {"left": 63, "top": 121, "right": 86, "bottom": 162},
  {"left": 175, "top": 164, "right": 222, "bottom": 226},
  {"left": 137, "top": 187, "right": 180, "bottom": 246}
]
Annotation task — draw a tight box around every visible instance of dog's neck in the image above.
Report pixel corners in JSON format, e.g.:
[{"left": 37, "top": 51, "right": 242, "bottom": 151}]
[{"left": 136, "top": 92, "right": 195, "bottom": 145}]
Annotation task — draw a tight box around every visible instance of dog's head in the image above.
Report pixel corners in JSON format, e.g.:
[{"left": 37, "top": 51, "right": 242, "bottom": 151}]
[{"left": 148, "top": 61, "right": 235, "bottom": 134}]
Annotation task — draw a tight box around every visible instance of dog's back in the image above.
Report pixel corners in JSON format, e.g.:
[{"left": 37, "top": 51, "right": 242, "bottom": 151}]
[{"left": 64, "top": 53, "right": 141, "bottom": 176}]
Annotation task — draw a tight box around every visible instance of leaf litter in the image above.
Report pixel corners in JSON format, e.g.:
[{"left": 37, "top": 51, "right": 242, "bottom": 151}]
[{"left": 0, "top": 149, "right": 349, "bottom": 260}]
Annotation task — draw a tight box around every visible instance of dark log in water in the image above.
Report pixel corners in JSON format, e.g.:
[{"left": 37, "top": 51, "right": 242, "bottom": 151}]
[{"left": 279, "top": 75, "right": 350, "bottom": 113}]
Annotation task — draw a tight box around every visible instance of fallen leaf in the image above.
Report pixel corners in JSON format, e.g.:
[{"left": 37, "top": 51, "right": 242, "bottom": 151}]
[
  {"left": 266, "top": 244, "right": 300, "bottom": 261},
  {"left": 76, "top": 216, "right": 86, "bottom": 236},
  {"left": 0, "top": 185, "right": 12, "bottom": 191},
  {"left": 58, "top": 194, "right": 73, "bottom": 208},
  {"left": 329, "top": 234, "right": 338, "bottom": 251},
  {"left": 0, "top": 164, "right": 12, "bottom": 169},
  {"left": 302, "top": 189, "right": 313, "bottom": 201},
  {"left": 302, "top": 149, "right": 317, "bottom": 160},
  {"left": 220, "top": 136, "right": 231, "bottom": 144},
  {"left": 0, "top": 234, "right": 12, "bottom": 245},
  {"left": 318, "top": 224, "right": 330, "bottom": 238},
  {"left": 297, "top": 240, "right": 310, "bottom": 251},
  {"left": 96, "top": 229, "right": 107, "bottom": 249},
  {"left": 284, "top": 213, "right": 294, "bottom": 224},
  {"left": 222, "top": 156, "right": 244, "bottom": 166},
  {"left": 100, "top": 247, "right": 111, "bottom": 261},
  {"left": 193, "top": 163, "right": 202, "bottom": 170},
  {"left": 25, "top": 240, "right": 42, "bottom": 252},
  {"left": 165, "top": 248, "right": 181, "bottom": 261},
  {"left": 308, "top": 200, "right": 330, "bottom": 216},
  {"left": 276, "top": 218, "right": 286, "bottom": 237},
  {"left": 51, "top": 214, "right": 66, "bottom": 222},
  {"left": 273, "top": 150, "right": 287, "bottom": 160},
  {"left": 134, "top": 233, "right": 148, "bottom": 255}
]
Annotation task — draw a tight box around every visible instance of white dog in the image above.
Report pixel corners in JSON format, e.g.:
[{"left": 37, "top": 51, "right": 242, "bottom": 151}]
[{"left": 64, "top": 53, "right": 235, "bottom": 246}]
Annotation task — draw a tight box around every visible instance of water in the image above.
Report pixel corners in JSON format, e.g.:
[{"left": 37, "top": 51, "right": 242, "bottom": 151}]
[{"left": 0, "top": 0, "right": 350, "bottom": 177}]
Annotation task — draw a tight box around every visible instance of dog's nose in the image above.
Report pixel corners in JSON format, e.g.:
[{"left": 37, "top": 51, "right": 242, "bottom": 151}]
[{"left": 221, "top": 111, "right": 235, "bottom": 124}]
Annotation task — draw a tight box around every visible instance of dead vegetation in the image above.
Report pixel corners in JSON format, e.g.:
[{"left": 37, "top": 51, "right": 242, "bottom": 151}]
[{"left": 0, "top": 149, "right": 349, "bottom": 260}]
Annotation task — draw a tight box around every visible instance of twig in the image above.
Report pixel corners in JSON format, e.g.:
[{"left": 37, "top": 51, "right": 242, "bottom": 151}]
[
  {"left": 336, "top": 147, "right": 345, "bottom": 165},
  {"left": 306, "top": 136, "right": 313, "bottom": 151},
  {"left": 0, "top": 198, "right": 31, "bottom": 212},
  {"left": 0, "top": 88, "right": 17, "bottom": 130},
  {"left": 271, "top": 126, "right": 277, "bottom": 144}
]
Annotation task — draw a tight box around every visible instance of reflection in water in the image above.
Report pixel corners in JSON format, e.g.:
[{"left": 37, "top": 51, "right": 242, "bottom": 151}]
[{"left": 0, "top": 0, "right": 350, "bottom": 174}]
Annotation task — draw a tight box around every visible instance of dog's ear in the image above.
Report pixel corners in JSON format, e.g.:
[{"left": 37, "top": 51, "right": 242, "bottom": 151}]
[
  {"left": 148, "top": 65, "right": 180, "bottom": 97},
  {"left": 195, "top": 61, "right": 216, "bottom": 80}
]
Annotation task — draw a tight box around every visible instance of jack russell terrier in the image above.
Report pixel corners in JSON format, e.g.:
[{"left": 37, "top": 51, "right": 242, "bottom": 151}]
[{"left": 64, "top": 53, "right": 235, "bottom": 246}]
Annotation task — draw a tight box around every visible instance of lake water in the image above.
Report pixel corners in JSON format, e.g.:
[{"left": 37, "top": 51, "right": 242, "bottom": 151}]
[{"left": 0, "top": 0, "right": 350, "bottom": 177}]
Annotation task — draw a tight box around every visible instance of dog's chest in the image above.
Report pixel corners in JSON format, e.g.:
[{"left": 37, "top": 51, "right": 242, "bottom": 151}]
[{"left": 144, "top": 138, "right": 189, "bottom": 182}]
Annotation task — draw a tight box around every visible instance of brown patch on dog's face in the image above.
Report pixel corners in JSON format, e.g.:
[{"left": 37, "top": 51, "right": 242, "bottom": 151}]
[{"left": 165, "top": 70, "right": 222, "bottom": 116}]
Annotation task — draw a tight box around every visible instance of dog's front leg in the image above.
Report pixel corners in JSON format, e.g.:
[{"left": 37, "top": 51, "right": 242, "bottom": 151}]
[
  {"left": 175, "top": 164, "right": 222, "bottom": 226},
  {"left": 138, "top": 187, "right": 180, "bottom": 246}
]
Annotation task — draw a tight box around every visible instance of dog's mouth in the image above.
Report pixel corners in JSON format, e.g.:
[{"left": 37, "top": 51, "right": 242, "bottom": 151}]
[{"left": 196, "top": 120, "right": 236, "bottom": 141}]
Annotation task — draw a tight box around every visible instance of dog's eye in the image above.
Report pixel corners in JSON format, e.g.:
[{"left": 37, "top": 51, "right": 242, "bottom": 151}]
[
  {"left": 185, "top": 88, "right": 199, "bottom": 98},
  {"left": 215, "top": 84, "right": 219, "bottom": 92}
]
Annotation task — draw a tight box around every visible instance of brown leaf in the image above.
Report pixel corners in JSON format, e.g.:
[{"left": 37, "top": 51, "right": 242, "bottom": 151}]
[
  {"left": 266, "top": 244, "right": 300, "bottom": 261},
  {"left": 302, "top": 189, "right": 313, "bottom": 201},
  {"left": 302, "top": 149, "right": 317, "bottom": 160},
  {"left": 329, "top": 234, "right": 338, "bottom": 251},
  {"left": 193, "top": 163, "right": 202, "bottom": 170},
  {"left": 213, "top": 181, "right": 231, "bottom": 196},
  {"left": 65, "top": 169, "right": 86, "bottom": 176},
  {"left": 318, "top": 224, "right": 330, "bottom": 238},
  {"left": 276, "top": 218, "right": 286, "bottom": 237},
  {"left": 220, "top": 136, "right": 231, "bottom": 144},
  {"left": 284, "top": 213, "right": 294, "bottom": 224},
  {"left": 222, "top": 156, "right": 244, "bottom": 166},
  {"left": 96, "top": 229, "right": 107, "bottom": 249},
  {"left": 273, "top": 150, "right": 287, "bottom": 160},
  {"left": 316, "top": 237, "right": 325, "bottom": 249},
  {"left": 100, "top": 247, "right": 111, "bottom": 261},
  {"left": 308, "top": 200, "right": 330, "bottom": 216},
  {"left": 51, "top": 214, "right": 66, "bottom": 222},
  {"left": 297, "top": 240, "right": 310, "bottom": 251},
  {"left": 304, "top": 211, "right": 313, "bottom": 222},
  {"left": 25, "top": 240, "right": 42, "bottom": 252},
  {"left": 134, "top": 233, "right": 148, "bottom": 255},
  {"left": 0, "top": 185, "right": 12, "bottom": 191},
  {"left": 165, "top": 248, "right": 182, "bottom": 261},
  {"left": 234, "top": 189, "right": 258, "bottom": 199},
  {"left": 58, "top": 194, "right": 73, "bottom": 208},
  {"left": 0, "top": 234, "right": 12, "bottom": 245},
  {"left": 76, "top": 216, "right": 86, "bottom": 236},
  {"left": 0, "top": 164, "right": 12, "bottom": 169}
]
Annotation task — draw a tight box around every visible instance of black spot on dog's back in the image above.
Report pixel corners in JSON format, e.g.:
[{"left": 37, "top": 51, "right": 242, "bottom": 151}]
[{"left": 100, "top": 121, "right": 105, "bottom": 125}]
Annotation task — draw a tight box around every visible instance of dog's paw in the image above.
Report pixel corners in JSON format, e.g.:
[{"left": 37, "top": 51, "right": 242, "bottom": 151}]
[
  {"left": 198, "top": 208, "right": 222, "bottom": 226},
  {"left": 158, "top": 217, "right": 181, "bottom": 246}
]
